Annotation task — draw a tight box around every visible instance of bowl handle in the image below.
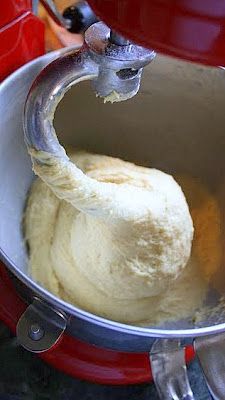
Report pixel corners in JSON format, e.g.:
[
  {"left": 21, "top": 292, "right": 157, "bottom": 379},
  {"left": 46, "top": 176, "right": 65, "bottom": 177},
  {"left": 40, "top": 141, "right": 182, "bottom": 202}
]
[
  {"left": 16, "top": 297, "right": 67, "bottom": 353},
  {"left": 195, "top": 333, "right": 225, "bottom": 399},
  {"left": 150, "top": 339, "right": 195, "bottom": 399}
]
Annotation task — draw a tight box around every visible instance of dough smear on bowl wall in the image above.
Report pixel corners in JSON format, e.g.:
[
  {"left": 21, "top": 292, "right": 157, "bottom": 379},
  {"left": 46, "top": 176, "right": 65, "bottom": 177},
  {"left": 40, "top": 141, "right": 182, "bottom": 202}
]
[{"left": 24, "top": 149, "right": 221, "bottom": 325}]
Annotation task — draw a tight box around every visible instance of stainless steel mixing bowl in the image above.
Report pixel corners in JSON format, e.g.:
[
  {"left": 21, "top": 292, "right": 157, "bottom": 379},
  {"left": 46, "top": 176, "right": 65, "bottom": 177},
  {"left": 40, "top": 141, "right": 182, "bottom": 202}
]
[{"left": 1, "top": 49, "right": 225, "bottom": 398}]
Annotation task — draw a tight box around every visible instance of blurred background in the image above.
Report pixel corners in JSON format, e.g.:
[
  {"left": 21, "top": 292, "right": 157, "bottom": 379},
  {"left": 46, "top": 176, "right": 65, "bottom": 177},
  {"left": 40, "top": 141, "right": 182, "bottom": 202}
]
[{"left": 38, "top": 0, "right": 84, "bottom": 51}]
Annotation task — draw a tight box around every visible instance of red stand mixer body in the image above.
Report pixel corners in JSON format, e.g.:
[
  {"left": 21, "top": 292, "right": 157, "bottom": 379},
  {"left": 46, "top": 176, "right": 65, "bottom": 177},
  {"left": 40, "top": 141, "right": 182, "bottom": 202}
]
[
  {"left": 89, "top": 0, "right": 225, "bottom": 67},
  {"left": 0, "top": 0, "right": 44, "bottom": 81},
  {"left": 2, "top": 0, "right": 224, "bottom": 76},
  {"left": 0, "top": 0, "right": 224, "bottom": 388}
]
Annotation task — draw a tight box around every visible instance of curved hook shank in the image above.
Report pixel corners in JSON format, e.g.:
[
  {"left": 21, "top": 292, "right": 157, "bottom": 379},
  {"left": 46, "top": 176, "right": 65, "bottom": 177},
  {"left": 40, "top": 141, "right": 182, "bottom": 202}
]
[
  {"left": 23, "top": 47, "right": 132, "bottom": 220},
  {"left": 24, "top": 47, "right": 98, "bottom": 158}
]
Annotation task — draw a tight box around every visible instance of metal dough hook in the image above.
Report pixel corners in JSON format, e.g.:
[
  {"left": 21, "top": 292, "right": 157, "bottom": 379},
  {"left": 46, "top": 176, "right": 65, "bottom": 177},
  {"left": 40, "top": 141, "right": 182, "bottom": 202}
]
[{"left": 24, "top": 21, "right": 155, "bottom": 160}]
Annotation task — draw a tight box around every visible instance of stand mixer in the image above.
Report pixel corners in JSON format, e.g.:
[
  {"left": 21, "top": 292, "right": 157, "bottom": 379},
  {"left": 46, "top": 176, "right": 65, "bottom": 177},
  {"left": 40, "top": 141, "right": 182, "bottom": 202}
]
[
  {"left": 24, "top": 0, "right": 225, "bottom": 178},
  {"left": 2, "top": 1, "right": 225, "bottom": 399}
]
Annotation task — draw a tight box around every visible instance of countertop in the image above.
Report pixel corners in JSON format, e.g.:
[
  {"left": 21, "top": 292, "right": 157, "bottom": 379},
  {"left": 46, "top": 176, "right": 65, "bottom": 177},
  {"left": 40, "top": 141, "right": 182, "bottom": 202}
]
[{"left": 0, "top": 323, "right": 211, "bottom": 400}]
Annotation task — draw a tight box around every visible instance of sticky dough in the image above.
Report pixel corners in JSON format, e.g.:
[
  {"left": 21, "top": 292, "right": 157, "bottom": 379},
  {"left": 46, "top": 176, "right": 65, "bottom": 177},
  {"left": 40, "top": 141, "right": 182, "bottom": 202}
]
[{"left": 24, "top": 150, "right": 216, "bottom": 325}]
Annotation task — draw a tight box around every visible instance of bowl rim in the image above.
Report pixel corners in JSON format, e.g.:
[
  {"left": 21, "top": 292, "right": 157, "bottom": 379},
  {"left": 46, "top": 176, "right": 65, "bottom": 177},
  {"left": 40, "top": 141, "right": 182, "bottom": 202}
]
[{"left": 1, "top": 49, "right": 225, "bottom": 339}]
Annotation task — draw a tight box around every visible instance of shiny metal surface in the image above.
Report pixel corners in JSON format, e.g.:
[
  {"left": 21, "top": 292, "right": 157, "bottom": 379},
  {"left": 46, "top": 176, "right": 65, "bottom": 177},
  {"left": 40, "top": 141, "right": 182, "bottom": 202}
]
[
  {"left": 24, "top": 47, "right": 98, "bottom": 154},
  {"left": 29, "top": 323, "right": 45, "bottom": 341},
  {"left": 24, "top": 22, "right": 154, "bottom": 159},
  {"left": 150, "top": 339, "right": 194, "bottom": 399},
  {"left": 2, "top": 49, "right": 225, "bottom": 350},
  {"left": 86, "top": 22, "right": 155, "bottom": 100},
  {"left": 16, "top": 297, "right": 67, "bottom": 352},
  {"left": 195, "top": 333, "right": 225, "bottom": 400},
  {"left": 109, "top": 30, "right": 130, "bottom": 46}
]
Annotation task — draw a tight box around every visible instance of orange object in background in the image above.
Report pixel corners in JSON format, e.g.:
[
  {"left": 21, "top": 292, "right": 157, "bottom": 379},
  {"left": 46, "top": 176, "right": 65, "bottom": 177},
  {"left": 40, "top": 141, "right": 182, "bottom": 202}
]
[
  {"left": 0, "top": 0, "right": 83, "bottom": 81},
  {"left": 38, "top": 0, "right": 83, "bottom": 51}
]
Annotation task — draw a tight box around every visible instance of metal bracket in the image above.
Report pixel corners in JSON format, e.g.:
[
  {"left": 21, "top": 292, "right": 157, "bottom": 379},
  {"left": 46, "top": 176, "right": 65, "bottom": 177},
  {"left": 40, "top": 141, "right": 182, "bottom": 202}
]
[
  {"left": 16, "top": 297, "right": 67, "bottom": 353},
  {"left": 195, "top": 333, "right": 225, "bottom": 400},
  {"left": 150, "top": 339, "right": 194, "bottom": 400},
  {"left": 39, "top": 0, "right": 72, "bottom": 29}
]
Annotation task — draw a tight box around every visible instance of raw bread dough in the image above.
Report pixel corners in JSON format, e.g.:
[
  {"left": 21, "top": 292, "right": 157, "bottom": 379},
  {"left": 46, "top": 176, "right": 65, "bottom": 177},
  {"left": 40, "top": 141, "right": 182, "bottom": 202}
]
[
  {"left": 24, "top": 150, "right": 210, "bottom": 325},
  {"left": 176, "top": 175, "right": 222, "bottom": 282}
]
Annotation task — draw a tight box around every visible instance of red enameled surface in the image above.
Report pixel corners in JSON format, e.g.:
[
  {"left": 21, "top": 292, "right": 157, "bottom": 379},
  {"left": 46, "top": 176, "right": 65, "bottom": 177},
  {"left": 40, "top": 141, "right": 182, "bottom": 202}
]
[
  {"left": 0, "top": 12, "right": 45, "bottom": 82},
  {"left": 0, "top": 262, "right": 195, "bottom": 385},
  {"left": 0, "top": 0, "right": 31, "bottom": 28},
  {"left": 88, "top": 0, "right": 225, "bottom": 67}
]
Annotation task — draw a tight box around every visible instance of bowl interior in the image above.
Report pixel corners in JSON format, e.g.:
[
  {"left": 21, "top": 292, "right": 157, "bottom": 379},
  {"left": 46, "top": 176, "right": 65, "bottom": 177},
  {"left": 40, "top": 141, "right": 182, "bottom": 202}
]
[{"left": 1, "top": 53, "right": 225, "bottom": 330}]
